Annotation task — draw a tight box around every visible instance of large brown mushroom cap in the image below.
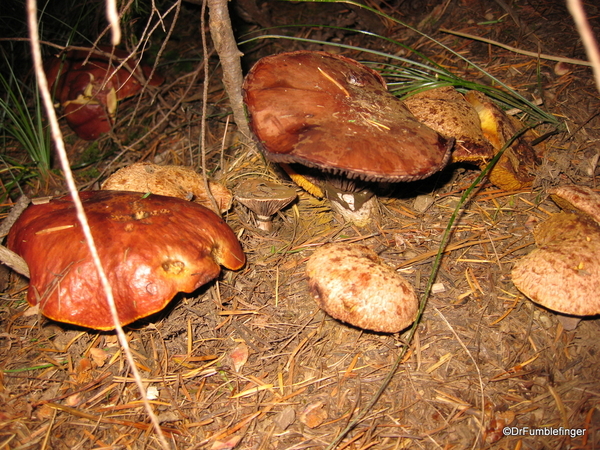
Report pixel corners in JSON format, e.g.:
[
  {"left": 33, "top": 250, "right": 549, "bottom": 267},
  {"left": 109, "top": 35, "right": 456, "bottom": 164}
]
[
  {"left": 306, "top": 243, "right": 418, "bottom": 333},
  {"left": 243, "top": 51, "right": 452, "bottom": 183},
  {"left": 7, "top": 191, "right": 245, "bottom": 330}
]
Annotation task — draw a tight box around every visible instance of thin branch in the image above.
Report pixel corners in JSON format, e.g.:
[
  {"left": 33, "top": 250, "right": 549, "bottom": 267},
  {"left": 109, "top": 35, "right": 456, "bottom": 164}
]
[
  {"left": 567, "top": 0, "right": 600, "bottom": 91},
  {"left": 440, "top": 28, "right": 592, "bottom": 67},
  {"left": 208, "top": 0, "right": 252, "bottom": 140},
  {"left": 26, "top": 0, "right": 170, "bottom": 448},
  {"left": 105, "top": 0, "right": 122, "bottom": 45}
]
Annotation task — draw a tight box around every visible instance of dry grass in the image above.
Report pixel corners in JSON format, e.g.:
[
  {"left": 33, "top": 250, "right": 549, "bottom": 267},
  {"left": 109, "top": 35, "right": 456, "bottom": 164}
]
[{"left": 1, "top": 0, "right": 600, "bottom": 449}]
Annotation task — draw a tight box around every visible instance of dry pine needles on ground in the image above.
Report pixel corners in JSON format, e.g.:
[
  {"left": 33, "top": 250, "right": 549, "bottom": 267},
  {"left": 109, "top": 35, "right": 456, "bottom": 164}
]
[{"left": 1, "top": 0, "right": 600, "bottom": 449}]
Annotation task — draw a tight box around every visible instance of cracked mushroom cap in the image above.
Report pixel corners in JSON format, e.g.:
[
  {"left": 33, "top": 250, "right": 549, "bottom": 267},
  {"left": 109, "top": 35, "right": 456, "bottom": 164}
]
[
  {"left": 404, "top": 86, "right": 540, "bottom": 191},
  {"left": 511, "top": 212, "right": 600, "bottom": 316},
  {"left": 403, "top": 86, "right": 495, "bottom": 164},
  {"left": 7, "top": 191, "right": 245, "bottom": 330},
  {"left": 512, "top": 185, "right": 600, "bottom": 316},
  {"left": 243, "top": 51, "right": 452, "bottom": 183},
  {"left": 306, "top": 243, "right": 418, "bottom": 333}
]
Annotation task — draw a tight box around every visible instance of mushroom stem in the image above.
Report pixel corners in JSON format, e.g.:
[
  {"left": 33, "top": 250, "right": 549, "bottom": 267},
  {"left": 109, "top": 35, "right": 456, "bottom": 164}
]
[
  {"left": 255, "top": 214, "right": 275, "bottom": 232},
  {"left": 235, "top": 178, "right": 297, "bottom": 233}
]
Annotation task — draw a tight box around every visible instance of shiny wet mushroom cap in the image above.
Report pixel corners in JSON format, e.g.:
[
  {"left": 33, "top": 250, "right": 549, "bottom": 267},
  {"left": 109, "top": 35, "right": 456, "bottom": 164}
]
[
  {"left": 45, "top": 46, "right": 164, "bottom": 140},
  {"left": 7, "top": 191, "right": 245, "bottom": 330},
  {"left": 243, "top": 51, "right": 452, "bottom": 182},
  {"left": 306, "top": 243, "right": 418, "bottom": 333}
]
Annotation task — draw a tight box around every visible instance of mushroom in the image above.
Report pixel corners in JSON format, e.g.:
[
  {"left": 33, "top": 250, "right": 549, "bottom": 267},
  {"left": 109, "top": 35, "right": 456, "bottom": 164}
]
[
  {"left": 511, "top": 185, "right": 600, "bottom": 320},
  {"left": 242, "top": 51, "right": 453, "bottom": 226},
  {"left": 6, "top": 190, "right": 245, "bottom": 330},
  {"left": 306, "top": 243, "right": 418, "bottom": 333},
  {"left": 235, "top": 178, "right": 297, "bottom": 231},
  {"left": 404, "top": 86, "right": 540, "bottom": 190},
  {"left": 45, "top": 46, "right": 164, "bottom": 140},
  {"left": 101, "top": 162, "right": 233, "bottom": 214}
]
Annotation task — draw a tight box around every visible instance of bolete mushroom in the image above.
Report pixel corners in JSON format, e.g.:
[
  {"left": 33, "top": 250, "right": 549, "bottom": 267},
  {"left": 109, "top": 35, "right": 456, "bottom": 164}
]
[
  {"left": 243, "top": 51, "right": 453, "bottom": 226},
  {"left": 235, "top": 178, "right": 297, "bottom": 231},
  {"left": 404, "top": 86, "right": 540, "bottom": 190},
  {"left": 45, "top": 46, "right": 164, "bottom": 140},
  {"left": 101, "top": 162, "right": 233, "bottom": 214},
  {"left": 7, "top": 191, "right": 245, "bottom": 330},
  {"left": 511, "top": 185, "right": 600, "bottom": 319},
  {"left": 306, "top": 243, "right": 418, "bottom": 333}
]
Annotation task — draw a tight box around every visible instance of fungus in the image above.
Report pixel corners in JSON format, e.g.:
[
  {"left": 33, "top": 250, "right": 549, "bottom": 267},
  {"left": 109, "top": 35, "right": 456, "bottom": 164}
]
[
  {"left": 306, "top": 243, "right": 418, "bottom": 333},
  {"left": 243, "top": 51, "right": 452, "bottom": 226},
  {"left": 235, "top": 178, "right": 297, "bottom": 231},
  {"left": 45, "top": 46, "right": 164, "bottom": 140},
  {"left": 404, "top": 86, "right": 540, "bottom": 190},
  {"left": 511, "top": 185, "right": 600, "bottom": 318},
  {"left": 102, "top": 162, "right": 233, "bottom": 213},
  {"left": 7, "top": 191, "right": 245, "bottom": 330}
]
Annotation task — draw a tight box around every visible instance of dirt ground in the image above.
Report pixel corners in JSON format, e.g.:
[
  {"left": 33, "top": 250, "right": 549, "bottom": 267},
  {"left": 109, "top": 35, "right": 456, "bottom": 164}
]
[{"left": 1, "top": 0, "right": 600, "bottom": 449}]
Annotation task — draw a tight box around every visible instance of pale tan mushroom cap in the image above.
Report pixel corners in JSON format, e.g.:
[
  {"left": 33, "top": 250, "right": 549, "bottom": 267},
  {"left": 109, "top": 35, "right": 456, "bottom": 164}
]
[
  {"left": 403, "top": 86, "right": 494, "bottom": 164},
  {"left": 306, "top": 243, "right": 418, "bottom": 333},
  {"left": 511, "top": 212, "right": 600, "bottom": 316},
  {"left": 102, "top": 162, "right": 233, "bottom": 213}
]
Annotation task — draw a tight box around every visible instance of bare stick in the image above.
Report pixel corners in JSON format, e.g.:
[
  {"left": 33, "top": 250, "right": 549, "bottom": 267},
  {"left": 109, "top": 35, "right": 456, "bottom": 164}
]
[
  {"left": 208, "top": 0, "right": 252, "bottom": 141},
  {"left": 106, "top": 0, "right": 122, "bottom": 45},
  {"left": 440, "top": 28, "right": 592, "bottom": 67},
  {"left": 26, "top": 1, "right": 170, "bottom": 448},
  {"left": 567, "top": 0, "right": 600, "bottom": 92}
]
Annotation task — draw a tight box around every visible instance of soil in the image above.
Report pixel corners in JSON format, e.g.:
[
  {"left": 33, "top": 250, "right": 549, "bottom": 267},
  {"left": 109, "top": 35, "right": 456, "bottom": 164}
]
[{"left": 1, "top": 0, "right": 599, "bottom": 449}]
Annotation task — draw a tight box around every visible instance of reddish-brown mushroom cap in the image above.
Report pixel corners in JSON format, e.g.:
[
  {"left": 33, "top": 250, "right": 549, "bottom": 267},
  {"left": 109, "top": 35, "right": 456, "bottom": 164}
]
[
  {"left": 243, "top": 51, "right": 452, "bottom": 183},
  {"left": 45, "top": 46, "right": 164, "bottom": 140},
  {"left": 7, "top": 191, "right": 245, "bottom": 330}
]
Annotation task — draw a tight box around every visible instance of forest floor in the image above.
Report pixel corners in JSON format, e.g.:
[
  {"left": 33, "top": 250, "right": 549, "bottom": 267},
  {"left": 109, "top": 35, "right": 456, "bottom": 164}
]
[{"left": 1, "top": 0, "right": 599, "bottom": 449}]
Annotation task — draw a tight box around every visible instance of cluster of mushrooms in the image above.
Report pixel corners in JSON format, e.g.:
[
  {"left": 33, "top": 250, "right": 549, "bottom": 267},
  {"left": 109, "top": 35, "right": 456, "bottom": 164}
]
[
  {"left": 44, "top": 46, "right": 164, "bottom": 140},
  {"left": 3, "top": 50, "right": 597, "bottom": 333}
]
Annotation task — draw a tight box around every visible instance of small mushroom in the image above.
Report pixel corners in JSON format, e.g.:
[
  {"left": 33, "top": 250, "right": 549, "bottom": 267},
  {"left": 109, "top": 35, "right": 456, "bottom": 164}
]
[
  {"left": 306, "top": 243, "right": 418, "bottom": 333},
  {"left": 235, "top": 178, "right": 297, "bottom": 231},
  {"left": 102, "top": 162, "right": 233, "bottom": 213},
  {"left": 243, "top": 51, "right": 452, "bottom": 226},
  {"left": 7, "top": 191, "right": 245, "bottom": 330},
  {"left": 45, "top": 46, "right": 164, "bottom": 140},
  {"left": 404, "top": 86, "right": 540, "bottom": 191},
  {"left": 511, "top": 185, "right": 600, "bottom": 318}
]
